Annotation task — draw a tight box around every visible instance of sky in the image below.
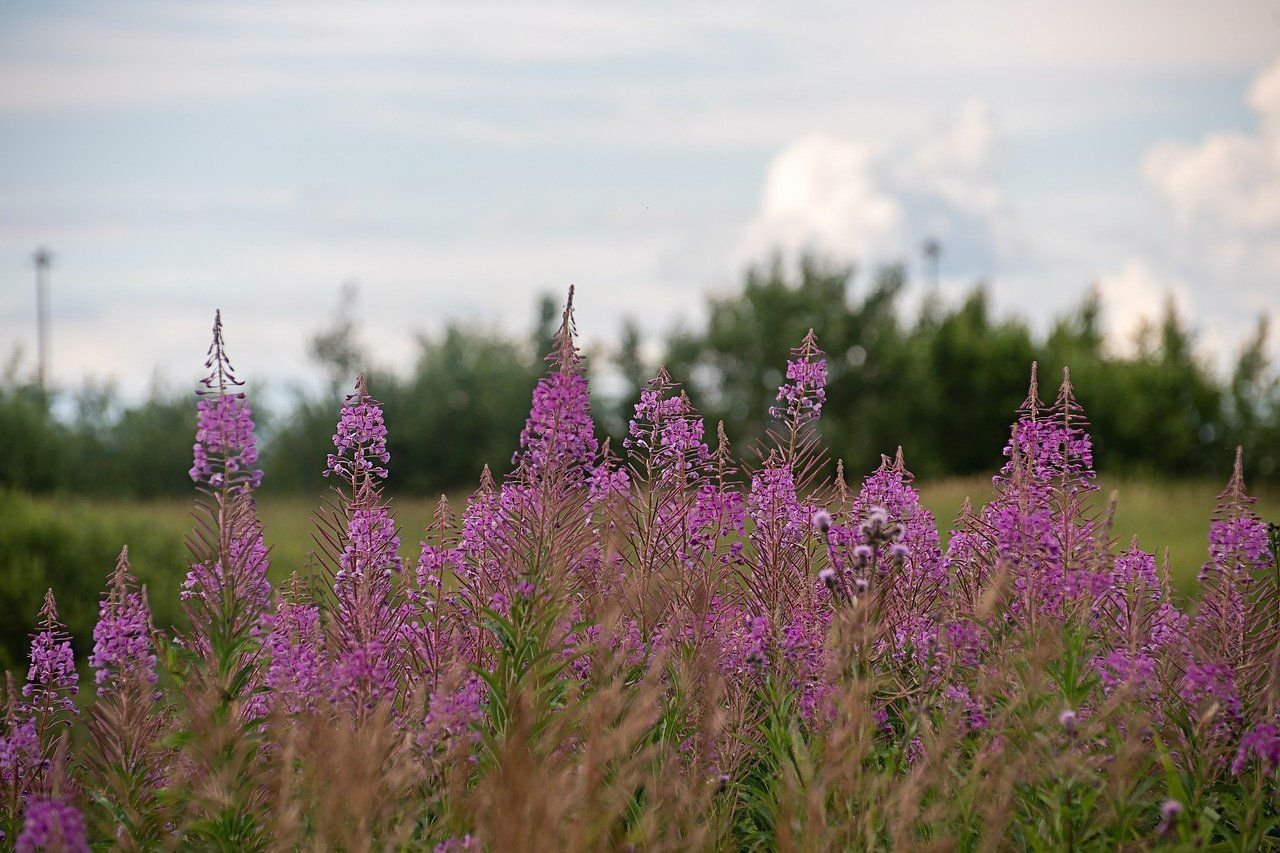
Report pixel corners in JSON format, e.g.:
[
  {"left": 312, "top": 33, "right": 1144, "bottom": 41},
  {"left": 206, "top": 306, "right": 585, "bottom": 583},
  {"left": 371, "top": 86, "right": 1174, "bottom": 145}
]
[{"left": 2, "top": 1, "right": 1279, "bottom": 401}]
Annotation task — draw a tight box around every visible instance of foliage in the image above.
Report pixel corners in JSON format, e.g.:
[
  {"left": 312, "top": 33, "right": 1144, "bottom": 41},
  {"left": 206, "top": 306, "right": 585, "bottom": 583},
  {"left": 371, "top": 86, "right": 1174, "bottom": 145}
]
[
  {"left": 665, "top": 254, "right": 1277, "bottom": 480},
  {"left": 0, "top": 488, "right": 185, "bottom": 671},
  {"left": 4, "top": 258, "right": 1280, "bottom": 500},
  {"left": 0, "top": 378, "right": 195, "bottom": 499},
  {"left": 3, "top": 297, "right": 1280, "bottom": 849}
]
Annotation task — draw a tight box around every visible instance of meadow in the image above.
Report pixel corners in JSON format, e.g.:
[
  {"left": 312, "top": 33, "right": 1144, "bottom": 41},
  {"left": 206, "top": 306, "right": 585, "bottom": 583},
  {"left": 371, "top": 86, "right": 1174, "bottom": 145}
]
[
  {"left": 4, "top": 300, "right": 1280, "bottom": 850},
  {"left": 32, "top": 475, "right": 1279, "bottom": 600}
]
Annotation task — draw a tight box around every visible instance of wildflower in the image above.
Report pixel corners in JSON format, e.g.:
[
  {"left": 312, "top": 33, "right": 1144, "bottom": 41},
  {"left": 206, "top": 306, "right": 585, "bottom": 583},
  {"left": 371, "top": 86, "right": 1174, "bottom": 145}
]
[
  {"left": 89, "top": 549, "right": 157, "bottom": 696},
  {"left": 1181, "top": 662, "right": 1243, "bottom": 726},
  {"left": 22, "top": 591, "right": 78, "bottom": 723},
  {"left": 189, "top": 311, "right": 262, "bottom": 491},
  {"left": 515, "top": 289, "right": 598, "bottom": 478},
  {"left": 16, "top": 797, "right": 89, "bottom": 853},
  {"left": 260, "top": 587, "right": 326, "bottom": 717},
  {"left": 1232, "top": 723, "right": 1280, "bottom": 776},
  {"left": 1058, "top": 709, "right": 1077, "bottom": 735},
  {"left": 326, "top": 374, "right": 391, "bottom": 483},
  {"left": 1157, "top": 799, "right": 1182, "bottom": 836},
  {"left": 769, "top": 329, "right": 827, "bottom": 425}
]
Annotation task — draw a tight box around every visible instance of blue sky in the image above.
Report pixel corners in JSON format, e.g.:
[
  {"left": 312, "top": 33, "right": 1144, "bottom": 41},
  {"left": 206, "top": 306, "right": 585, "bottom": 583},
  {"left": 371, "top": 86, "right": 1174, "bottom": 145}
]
[{"left": 2, "top": 1, "right": 1278, "bottom": 399}]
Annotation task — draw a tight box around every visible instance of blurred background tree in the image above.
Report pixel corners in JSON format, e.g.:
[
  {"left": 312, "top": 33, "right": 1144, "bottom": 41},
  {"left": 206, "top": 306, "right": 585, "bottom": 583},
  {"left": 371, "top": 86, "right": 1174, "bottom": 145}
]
[{"left": 2, "top": 253, "right": 1278, "bottom": 502}]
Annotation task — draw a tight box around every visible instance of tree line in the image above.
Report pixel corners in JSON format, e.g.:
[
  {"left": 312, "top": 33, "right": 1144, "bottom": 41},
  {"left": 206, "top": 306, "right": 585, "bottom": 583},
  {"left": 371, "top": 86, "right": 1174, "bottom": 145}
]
[{"left": 2, "top": 254, "right": 1277, "bottom": 500}]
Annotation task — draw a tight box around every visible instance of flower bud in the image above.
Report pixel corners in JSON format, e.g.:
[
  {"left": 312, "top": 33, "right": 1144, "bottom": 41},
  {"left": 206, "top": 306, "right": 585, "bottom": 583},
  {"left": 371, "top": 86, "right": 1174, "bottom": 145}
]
[
  {"left": 1158, "top": 799, "right": 1182, "bottom": 836},
  {"left": 1058, "top": 708, "right": 1077, "bottom": 734},
  {"left": 812, "top": 509, "right": 832, "bottom": 534}
]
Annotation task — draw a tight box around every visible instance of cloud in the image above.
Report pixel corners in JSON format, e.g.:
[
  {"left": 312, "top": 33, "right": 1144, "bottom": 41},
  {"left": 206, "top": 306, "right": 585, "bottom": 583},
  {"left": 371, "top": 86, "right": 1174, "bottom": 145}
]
[
  {"left": 738, "top": 102, "right": 1005, "bottom": 271},
  {"left": 739, "top": 134, "right": 902, "bottom": 263},
  {"left": 1095, "top": 258, "right": 1191, "bottom": 356},
  {"left": 1140, "top": 56, "right": 1280, "bottom": 332}
]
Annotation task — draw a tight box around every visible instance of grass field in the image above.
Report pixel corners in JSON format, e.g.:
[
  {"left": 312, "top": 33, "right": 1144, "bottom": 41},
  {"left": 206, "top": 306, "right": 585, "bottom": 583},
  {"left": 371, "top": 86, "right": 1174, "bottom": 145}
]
[{"left": 41, "top": 475, "right": 1280, "bottom": 601}]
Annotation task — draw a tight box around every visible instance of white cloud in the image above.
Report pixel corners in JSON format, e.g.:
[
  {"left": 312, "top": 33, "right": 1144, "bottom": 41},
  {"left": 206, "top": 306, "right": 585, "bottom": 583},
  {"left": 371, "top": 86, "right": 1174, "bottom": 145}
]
[
  {"left": 738, "top": 103, "right": 1005, "bottom": 270},
  {"left": 1095, "top": 259, "right": 1191, "bottom": 356},
  {"left": 739, "top": 133, "right": 902, "bottom": 263},
  {"left": 1140, "top": 56, "right": 1280, "bottom": 332}
]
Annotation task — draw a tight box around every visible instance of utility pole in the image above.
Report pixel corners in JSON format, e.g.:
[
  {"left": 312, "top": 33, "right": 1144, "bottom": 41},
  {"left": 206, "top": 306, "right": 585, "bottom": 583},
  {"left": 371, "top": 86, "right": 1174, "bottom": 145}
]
[
  {"left": 921, "top": 238, "right": 941, "bottom": 292},
  {"left": 33, "top": 247, "right": 52, "bottom": 390}
]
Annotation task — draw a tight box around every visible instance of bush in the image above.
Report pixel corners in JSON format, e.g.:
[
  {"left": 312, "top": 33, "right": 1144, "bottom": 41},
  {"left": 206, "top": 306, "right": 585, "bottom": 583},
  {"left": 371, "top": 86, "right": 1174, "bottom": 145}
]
[{"left": 0, "top": 489, "right": 186, "bottom": 671}]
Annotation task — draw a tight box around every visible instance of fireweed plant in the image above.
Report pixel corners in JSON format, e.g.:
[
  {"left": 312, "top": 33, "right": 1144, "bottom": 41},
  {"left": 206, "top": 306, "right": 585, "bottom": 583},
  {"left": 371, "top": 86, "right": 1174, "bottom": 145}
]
[{"left": 2, "top": 293, "right": 1280, "bottom": 851}]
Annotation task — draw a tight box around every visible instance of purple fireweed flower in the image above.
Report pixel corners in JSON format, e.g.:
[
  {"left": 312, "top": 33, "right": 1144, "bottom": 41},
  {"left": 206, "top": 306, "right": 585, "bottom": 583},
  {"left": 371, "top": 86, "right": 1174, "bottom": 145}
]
[
  {"left": 588, "top": 457, "right": 631, "bottom": 505},
  {"left": 326, "top": 376, "right": 391, "bottom": 483},
  {"left": 190, "top": 311, "right": 262, "bottom": 491},
  {"left": 459, "top": 466, "right": 504, "bottom": 581},
  {"left": 1190, "top": 449, "right": 1276, "bottom": 718},
  {"left": 323, "top": 380, "right": 412, "bottom": 706},
  {"left": 338, "top": 505, "right": 403, "bottom": 584},
  {"left": 748, "top": 462, "right": 805, "bottom": 544},
  {"left": 950, "top": 366, "right": 1102, "bottom": 621},
  {"left": 996, "top": 367, "right": 1097, "bottom": 498},
  {"left": 331, "top": 499, "right": 407, "bottom": 699},
  {"left": 840, "top": 453, "right": 948, "bottom": 624},
  {"left": 183, "top": 316, "right": 274, "bottom": 663},
  {"left": 745, "top": 615, "right": 771, "bottom": 668},
  {"left": 780, "top": 611, "right": 829, "bottom": 719},
  {"left": 1094, "top": 649, "right": 1158, "bottom": 694},
  {"left": 718, "top": 611, "right": 772, "bottom": 678},
  {"left": 261, "top": 593, "right": 326, "bottom": 717},
  {"left": 329, "top": 641, "right": 397, "bottom": 712},
  {"left": 1158, "top": 799, "right": 1182, "bottom": 836},
  {"left": 0, "top": 720, "right": 39, "bottom": 786},
  {"left": 420, "top": 675, "right": 486, "bottom": 757},
  {"left": 15, "top": 797, "right": 89, "bottom": 853},
  {"left": 190, "top": 395, "right": 262, "bottom": 489},
  {"left": 625, "top": 373, "right": 712, "bottom": 484},
  {"left": 22, "top": 591, "right": 78, "bottom": 722},
  {"left": 1181, "top": 662, "right": 1244, "bottom": 728},
  {"left": 415, "top": 544, "right": 458, "bottom": 608},
  {"left": 180, "top": 508, "right": 272, "bottom": 658},
  {"left": 1232, "top": 723, "right": 1280, "bottom": 776},
  {"left": 942, "top": 684, "right": 989, "bottom": 731},
  {"left": 943, "top": 620, "right": 988, "bottom": 670},
  {"left": 769, "top": 329, "right": 827, "bottom": 426},
  {"left": 687, "top": 482, "right": 747, "bottom": 567},
  {"left": 89, "top": 549, "right": 157, "bottom": 696},
  {"left": 516, "top": 369, "right": 598, "bottom": 478}
]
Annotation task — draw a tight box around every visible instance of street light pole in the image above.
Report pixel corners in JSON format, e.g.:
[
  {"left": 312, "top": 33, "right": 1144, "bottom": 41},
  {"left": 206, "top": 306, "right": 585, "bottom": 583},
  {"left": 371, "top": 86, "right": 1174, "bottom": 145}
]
[{"left": 33, "top": 247, "right": 52, "bottom": 390}]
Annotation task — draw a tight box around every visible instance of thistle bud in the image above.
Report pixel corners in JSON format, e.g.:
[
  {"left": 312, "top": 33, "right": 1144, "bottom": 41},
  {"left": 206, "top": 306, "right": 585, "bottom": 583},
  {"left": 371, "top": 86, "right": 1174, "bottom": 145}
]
[
  {"left": 853, "top": 544, "right": 874, "bottom": 569},
  {"left": 860, "top": 507, "right": 890, "bottom": 541},
  {"left": 812, "top": 509, "right": 832, "bottom": 534},
  {"left": 818, "top": 566, "right": 840, "bottom": 598},
  {"left": 888, "top": 543, "right": 909, "bottom": 567}
]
